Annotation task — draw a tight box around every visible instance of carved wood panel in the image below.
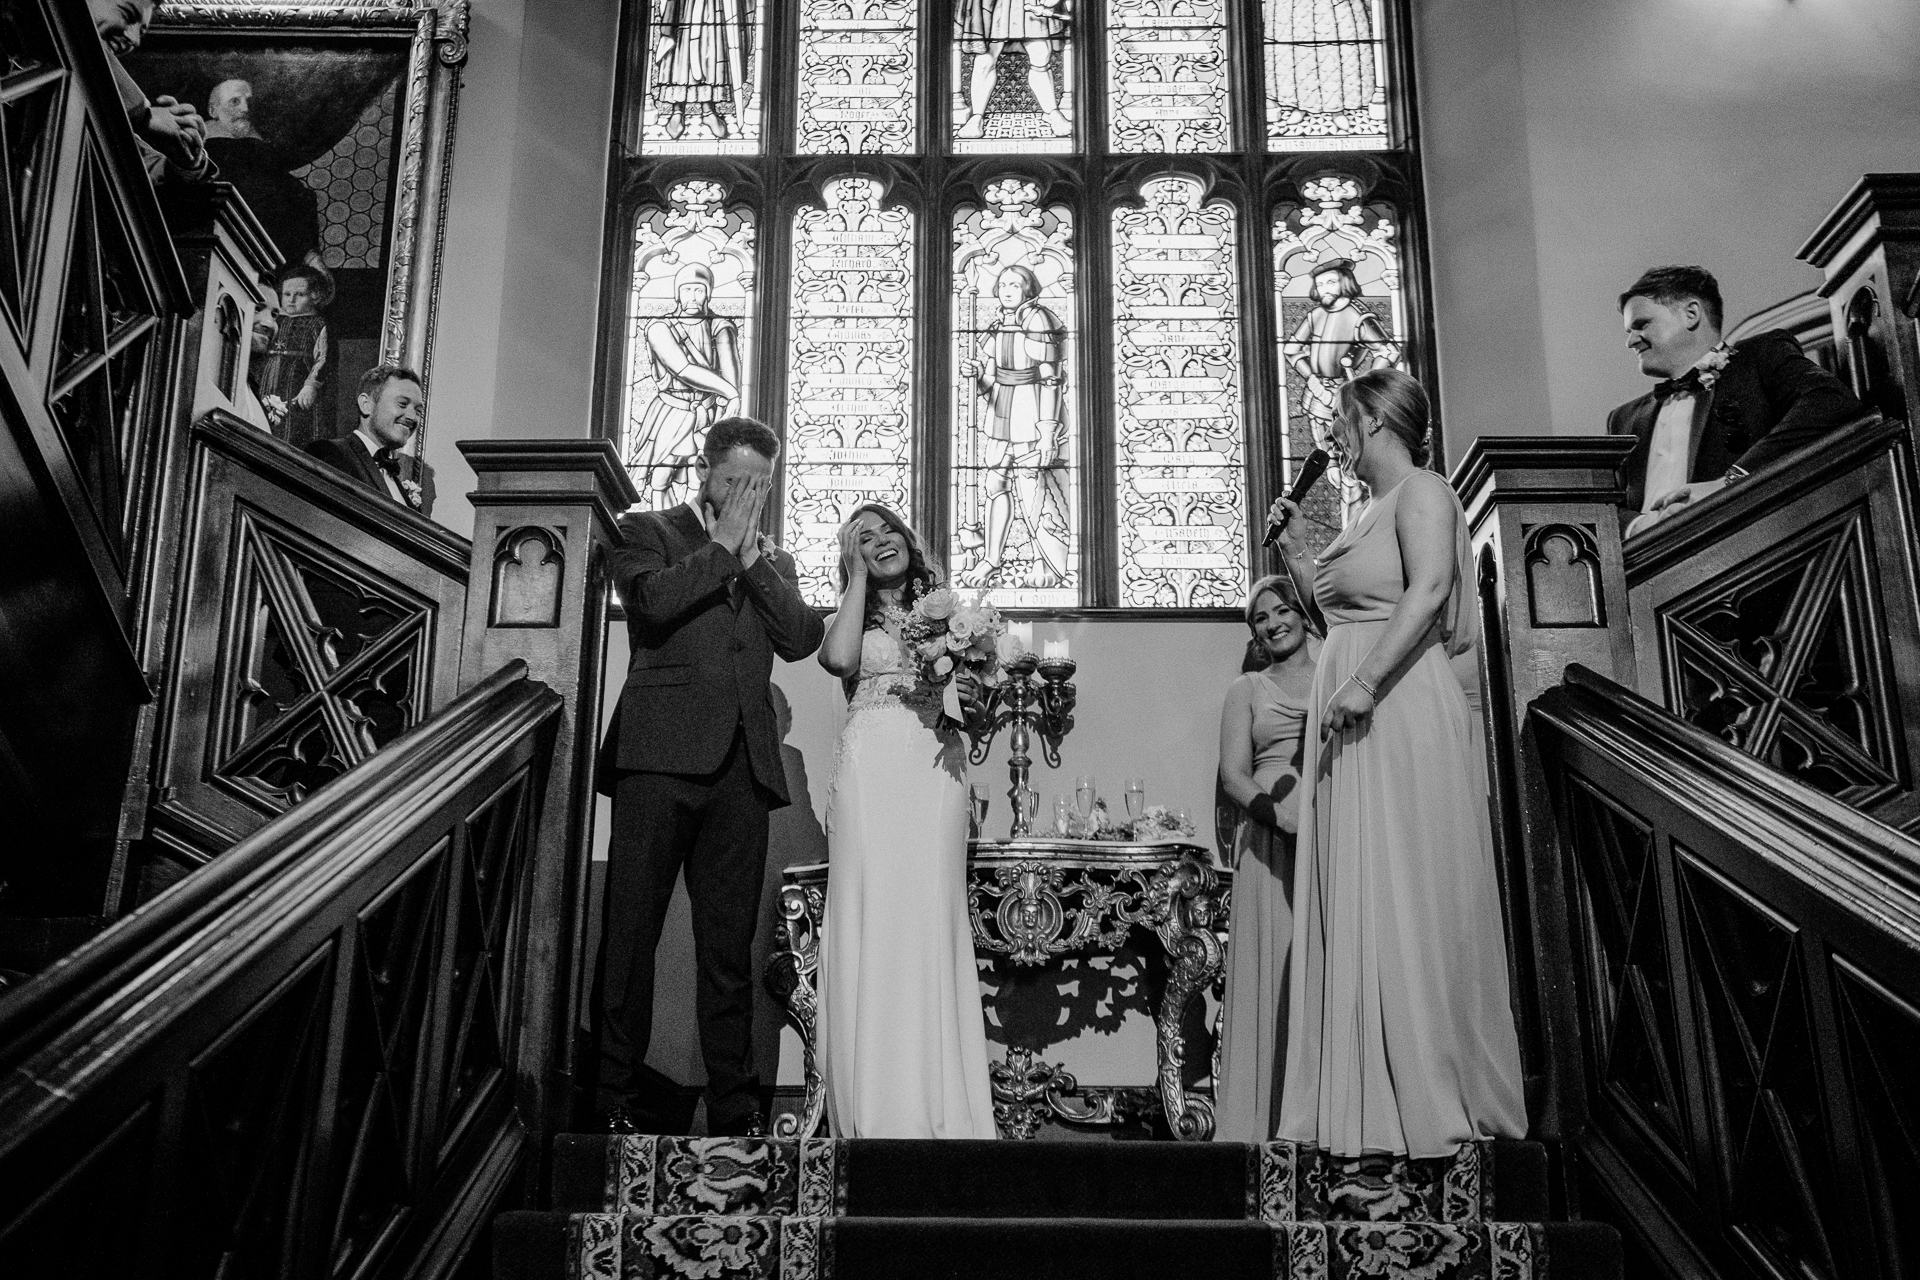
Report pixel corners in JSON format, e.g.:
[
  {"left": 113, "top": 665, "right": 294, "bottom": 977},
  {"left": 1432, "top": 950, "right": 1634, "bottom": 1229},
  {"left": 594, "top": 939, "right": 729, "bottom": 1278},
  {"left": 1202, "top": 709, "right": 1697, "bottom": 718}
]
[
  {"left": 1537, "top": 677, "right": 1920, "bottom": 1280},
  {"left": 0, "top": 673, "right": 555, "bottom": 1280},
  {"left": 148, "top": 416, "right": 468, "bottom": 864},
  {"left": 1629, "top": 422, "right": 1920, "bottom": 833}
]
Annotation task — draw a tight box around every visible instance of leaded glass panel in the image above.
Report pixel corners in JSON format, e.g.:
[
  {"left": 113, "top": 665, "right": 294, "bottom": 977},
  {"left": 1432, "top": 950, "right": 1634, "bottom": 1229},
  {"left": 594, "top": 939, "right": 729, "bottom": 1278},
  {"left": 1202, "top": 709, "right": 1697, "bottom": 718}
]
[
  {"left": 1265, "top": 0, "right": 1389, "bottom": 151},
  {"left": 1273, "top": 175, "right": 1404, "bottom": 536},
  {"left": 1107, "top": 0, "right": 1231, "bottom": 154},
  {"left": 637, "top": 0, "right": 765, "bottom": 154},
  {"left": 1113, "top": 176, "right": 1245, "bottom": 607},
  {"left": 951, "top": 180, "right": 1078, "bottom": 607},
  {"left": 797, "top": 0, "right": 917, "bottom": 154},
  {"left": 783, "top": 178, "right": 916, "bottom": 606},
  {"left": 952, "top": 0, "right": 1077, "bottom": 154},
  {"left": 621, "top": 181, "right": 756, "bottom": 507}
]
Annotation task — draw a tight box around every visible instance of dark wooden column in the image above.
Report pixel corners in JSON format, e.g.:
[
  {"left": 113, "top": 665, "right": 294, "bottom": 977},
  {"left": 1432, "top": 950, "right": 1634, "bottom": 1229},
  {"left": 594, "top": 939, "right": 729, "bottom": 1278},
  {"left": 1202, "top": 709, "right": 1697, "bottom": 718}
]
[
  {"left": 1799, "top": 174, "right": 1920, "bottom": 426},
  {"left": 457, "top": 441, "right": 637, "bottom": 1145},
  {"left": 1451, "top": 436, "right": 1636, "bottom": 1148}
]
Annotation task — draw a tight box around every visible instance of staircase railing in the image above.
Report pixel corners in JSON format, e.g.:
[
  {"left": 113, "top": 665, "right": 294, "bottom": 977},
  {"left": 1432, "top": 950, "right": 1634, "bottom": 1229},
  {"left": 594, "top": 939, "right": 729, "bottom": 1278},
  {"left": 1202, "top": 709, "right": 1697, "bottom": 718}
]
[
  {"left": 0, "top": 661, "right": 560, "bottom": 1279},
  {"left": 1531, "top": 665, "right": 1920, "bottom": 1280}
]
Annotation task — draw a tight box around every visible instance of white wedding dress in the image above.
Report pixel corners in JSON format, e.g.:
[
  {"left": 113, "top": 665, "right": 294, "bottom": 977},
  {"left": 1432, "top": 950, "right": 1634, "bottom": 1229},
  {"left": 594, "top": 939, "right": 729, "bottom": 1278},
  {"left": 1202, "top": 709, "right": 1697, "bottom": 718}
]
[{"left": 818, "top": 623, "right": 998, "bottom": 1139}]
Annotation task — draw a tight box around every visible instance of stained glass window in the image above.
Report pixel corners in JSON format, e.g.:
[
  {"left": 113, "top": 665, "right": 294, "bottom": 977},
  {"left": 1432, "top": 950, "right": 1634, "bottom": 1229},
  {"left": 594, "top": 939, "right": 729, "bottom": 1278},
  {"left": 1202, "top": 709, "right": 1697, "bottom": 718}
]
[
  {"left": 637, "top": 0, "right": 765, "bottom": 154},
  {"left": 620, "top": 181, "right": 757, "bottom": 507},
  {"left": 797, "top": 0, "right": 916, "bottom": 154},
  {"left": 1107, "top": 0, "right": 1232, "bottom": 154},
  {"left": 1112, "top": 176, "right": 1245, "bottom": 607},
  {"left": 783, "top": 178, "right": 916, "bottom": 606},
  {"left": 950, "top": 181, "right": 1079, "bottom": 607},
  {"left": 952, "top": 0, "right": 1077, "bottom": 154},
  {"left": 1265, "top": 0, "right": 1389, "bottom": 151},
  {"left": 1272, "top": 175, "right": 1405, "bottom": 538}
]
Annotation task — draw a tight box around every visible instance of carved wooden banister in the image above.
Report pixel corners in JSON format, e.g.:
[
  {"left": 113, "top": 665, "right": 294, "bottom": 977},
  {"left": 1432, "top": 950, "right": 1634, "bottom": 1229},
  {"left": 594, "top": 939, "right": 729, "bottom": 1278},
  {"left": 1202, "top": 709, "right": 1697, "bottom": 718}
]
[
  {"left": 1798, "top": 173, "right": 1920, "bottom": 426},
  {"left": 455, "top": 440, "right": 638, "bottom": 1144},
  {"left": 1620, "top": 413, "right": 1920, "bottom": 832},
  {"left": 1451, "top": 434, "right": 1637, "bottom": 1142},
  {"left": 1530, "top": 663, "right": 1920, "bottom": 1280},
  {"left": 134, "top": 411, "right": 472, "bottom": 895},
  {"left": 0, "top": 661, "right": 562, "bottom": 1278}
]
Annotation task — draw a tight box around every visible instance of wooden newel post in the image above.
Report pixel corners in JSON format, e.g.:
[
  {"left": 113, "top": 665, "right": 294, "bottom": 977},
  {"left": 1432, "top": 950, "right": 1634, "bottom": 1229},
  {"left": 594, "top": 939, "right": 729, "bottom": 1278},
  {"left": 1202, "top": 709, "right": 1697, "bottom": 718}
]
[
  {"left": 456, "top": 440, "right": 637, "bottom": 1146},
  {"left": 1451, "top": 436, "right": 1637, "bottom": 1147}
]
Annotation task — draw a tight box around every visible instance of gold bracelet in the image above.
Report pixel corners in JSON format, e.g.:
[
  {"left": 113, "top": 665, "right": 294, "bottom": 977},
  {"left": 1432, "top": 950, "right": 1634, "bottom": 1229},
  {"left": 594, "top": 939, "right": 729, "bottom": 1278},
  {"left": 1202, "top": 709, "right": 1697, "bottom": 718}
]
[{"left": 1348, "top": 673, "right": 1378, "bottom": 700}]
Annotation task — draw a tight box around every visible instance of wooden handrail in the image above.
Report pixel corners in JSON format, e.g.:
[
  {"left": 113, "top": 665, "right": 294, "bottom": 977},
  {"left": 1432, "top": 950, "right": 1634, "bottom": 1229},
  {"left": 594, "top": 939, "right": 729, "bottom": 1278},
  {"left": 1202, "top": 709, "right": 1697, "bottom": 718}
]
[
  {"left": 0, "top": 660, "right": 545, "bottom": 1067},
  {"left": 0, "top": 661, "right": 562, "bottom": 1279},
  {"left": 1530, "top": 663, "right": 1920, "bottom": 1280},
  {"left": 1621, "top": 409, "right": 1894, "bottom": 583},
  {"left": 1538, "top": 664, "right": 1920, "bottom": 921}
]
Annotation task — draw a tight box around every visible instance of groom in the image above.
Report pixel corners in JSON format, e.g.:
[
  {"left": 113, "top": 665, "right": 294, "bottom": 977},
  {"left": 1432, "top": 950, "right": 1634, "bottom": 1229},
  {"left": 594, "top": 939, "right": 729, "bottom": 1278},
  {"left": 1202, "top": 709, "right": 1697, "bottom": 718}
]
[{"left": 596, "top": 416, "right": 825, "bottom": 1136}]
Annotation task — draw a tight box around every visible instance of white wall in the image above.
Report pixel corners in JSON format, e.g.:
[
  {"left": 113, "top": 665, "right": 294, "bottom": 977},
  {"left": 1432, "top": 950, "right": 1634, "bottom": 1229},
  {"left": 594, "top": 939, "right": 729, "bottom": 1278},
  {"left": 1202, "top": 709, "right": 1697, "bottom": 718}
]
[
  {"left": 1416, "top": 0, "right": 1920, "bottom": 451},
  {"left": 423, "top": 0, "right": 619, "bottom": 539}
]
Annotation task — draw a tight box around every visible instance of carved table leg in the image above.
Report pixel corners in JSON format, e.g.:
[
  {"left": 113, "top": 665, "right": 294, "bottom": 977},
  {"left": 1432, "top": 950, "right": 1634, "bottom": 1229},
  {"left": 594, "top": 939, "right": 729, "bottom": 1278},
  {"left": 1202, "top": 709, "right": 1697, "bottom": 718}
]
[
  {"left": 763, "top": 882, "right": 826, "bottom": 1138},
  {"left": 1147, "top": 856, "right": 1224, "bottom": 1141}
]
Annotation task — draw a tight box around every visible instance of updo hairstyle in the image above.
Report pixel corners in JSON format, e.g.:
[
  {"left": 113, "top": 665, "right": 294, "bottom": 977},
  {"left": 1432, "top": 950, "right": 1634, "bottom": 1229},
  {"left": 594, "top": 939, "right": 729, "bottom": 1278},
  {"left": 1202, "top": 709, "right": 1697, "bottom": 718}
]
[{"left": 1337, "top": 367, "right": 1432, "bottom": 468}]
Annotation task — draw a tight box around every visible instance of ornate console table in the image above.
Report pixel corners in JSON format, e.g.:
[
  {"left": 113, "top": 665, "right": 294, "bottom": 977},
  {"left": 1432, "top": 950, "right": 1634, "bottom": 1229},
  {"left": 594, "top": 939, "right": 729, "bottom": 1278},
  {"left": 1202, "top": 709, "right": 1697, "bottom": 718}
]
[{"left": 764, "top": 840, "right": 1230, "bottom": 1142}]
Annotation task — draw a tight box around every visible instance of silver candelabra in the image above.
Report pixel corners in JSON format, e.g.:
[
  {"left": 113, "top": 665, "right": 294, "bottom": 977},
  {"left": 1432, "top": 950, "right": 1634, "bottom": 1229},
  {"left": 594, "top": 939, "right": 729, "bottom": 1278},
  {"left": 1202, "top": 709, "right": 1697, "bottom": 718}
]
[{"left": 969, "top": 652, "right": 1078, "bottom": 837}]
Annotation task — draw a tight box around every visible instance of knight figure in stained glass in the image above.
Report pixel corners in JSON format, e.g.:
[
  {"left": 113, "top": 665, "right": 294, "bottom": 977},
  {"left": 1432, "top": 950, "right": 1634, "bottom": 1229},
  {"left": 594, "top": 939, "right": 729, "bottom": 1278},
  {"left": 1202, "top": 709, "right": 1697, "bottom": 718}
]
[
  {"left": 954, "top": 0, "right": 1074, "bottom": 148},
  {"left": 621, "top": 181, "right": 756, "bottom": 505},
  {"left": 633, "top": 263, "right": 742, "bottom": 503},
  {"left": 644, "top": 0, "right": 760, "bottom": 150},
  {"left": 1280, "top": 256, "right": 1397, "bottom": 517},
  {"left": 958, "top": 266, "right": 1072, "bottom": 589}
]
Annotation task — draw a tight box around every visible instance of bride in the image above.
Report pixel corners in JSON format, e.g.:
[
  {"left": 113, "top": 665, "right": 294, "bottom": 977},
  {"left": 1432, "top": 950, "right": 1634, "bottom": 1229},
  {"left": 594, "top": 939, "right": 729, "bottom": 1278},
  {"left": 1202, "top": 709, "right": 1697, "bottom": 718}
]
[{"left": 815, "top": 502, "right": 998, "bottom": 1139}]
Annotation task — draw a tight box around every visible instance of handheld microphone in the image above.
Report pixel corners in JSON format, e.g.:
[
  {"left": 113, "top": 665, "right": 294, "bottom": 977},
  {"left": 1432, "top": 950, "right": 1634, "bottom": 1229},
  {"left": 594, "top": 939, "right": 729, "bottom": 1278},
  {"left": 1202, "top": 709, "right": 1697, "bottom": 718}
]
[{"left": 1262, "top": 448, "right": 1331, "bottom": 547}]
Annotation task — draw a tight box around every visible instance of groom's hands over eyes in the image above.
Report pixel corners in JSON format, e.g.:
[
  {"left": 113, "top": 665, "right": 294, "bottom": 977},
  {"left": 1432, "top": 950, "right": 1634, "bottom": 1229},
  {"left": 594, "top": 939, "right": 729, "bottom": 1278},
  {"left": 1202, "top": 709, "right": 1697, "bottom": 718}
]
[{"left": 712, "top": 475, "right": 770, "bottom": 566}]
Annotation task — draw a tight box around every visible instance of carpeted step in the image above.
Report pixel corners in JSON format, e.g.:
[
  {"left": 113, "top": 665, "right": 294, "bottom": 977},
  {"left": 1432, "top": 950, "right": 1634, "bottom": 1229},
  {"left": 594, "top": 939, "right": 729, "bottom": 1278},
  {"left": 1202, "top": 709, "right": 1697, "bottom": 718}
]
[
  {"left": 548, "top": 1135, "right": 1549, "bottom": 1223},
  {"left": 493, "top": 1212, "right": 1622, "bottom": 1280}
]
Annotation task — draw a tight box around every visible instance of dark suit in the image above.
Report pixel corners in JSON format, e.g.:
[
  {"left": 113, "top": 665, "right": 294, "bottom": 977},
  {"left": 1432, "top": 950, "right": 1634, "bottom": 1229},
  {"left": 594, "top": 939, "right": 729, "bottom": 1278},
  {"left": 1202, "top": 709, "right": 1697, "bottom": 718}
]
[
  {"left": 304, "top": 433, "right": 436, "bottom": 514},
  {"left": 596, "top": 503, "right": 825, "bottom": 1128},
  {"left": 1609, "top": 329, "right": 1862, "bottom": 515}
]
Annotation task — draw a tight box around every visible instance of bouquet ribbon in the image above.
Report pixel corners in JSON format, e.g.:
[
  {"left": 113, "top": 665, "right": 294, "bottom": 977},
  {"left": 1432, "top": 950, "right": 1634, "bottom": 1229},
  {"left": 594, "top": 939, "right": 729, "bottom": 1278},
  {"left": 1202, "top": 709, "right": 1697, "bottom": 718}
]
[{"left": 943, "top": 679, "right": 965, "bottom": 725}]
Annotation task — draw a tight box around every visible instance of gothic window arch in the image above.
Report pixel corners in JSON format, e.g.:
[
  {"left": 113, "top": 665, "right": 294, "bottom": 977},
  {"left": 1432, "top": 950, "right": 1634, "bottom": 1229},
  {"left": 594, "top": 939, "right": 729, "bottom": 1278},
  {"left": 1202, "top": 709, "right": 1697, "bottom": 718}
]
[{"left": 598, "top": 0, "right": 1433, "bottom": 613}]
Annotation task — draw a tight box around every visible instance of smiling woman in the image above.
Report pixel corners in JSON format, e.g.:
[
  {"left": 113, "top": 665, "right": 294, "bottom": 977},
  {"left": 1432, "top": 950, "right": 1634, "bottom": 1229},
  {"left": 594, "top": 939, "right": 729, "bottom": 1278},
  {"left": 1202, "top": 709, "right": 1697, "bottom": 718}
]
[{"left": 1212, "top": 572, "right": 1319, "bottom": 1142}]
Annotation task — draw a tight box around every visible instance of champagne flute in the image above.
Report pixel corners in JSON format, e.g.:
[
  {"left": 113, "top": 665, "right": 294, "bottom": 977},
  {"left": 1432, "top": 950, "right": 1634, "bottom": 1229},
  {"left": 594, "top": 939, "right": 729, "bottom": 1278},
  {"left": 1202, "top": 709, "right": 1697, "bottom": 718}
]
[
  {"left": 1124, "top": 777, "right": 1146, "bottom": 823},
  {"left": 1074, "top": 776, "right": 1096, "bottom": 826},
  {"left": 969, "top": 783, "right": 989, "bottom": 839},
  {"left": 1054, "top": 795, "right": 1073, "bottom": 836}
]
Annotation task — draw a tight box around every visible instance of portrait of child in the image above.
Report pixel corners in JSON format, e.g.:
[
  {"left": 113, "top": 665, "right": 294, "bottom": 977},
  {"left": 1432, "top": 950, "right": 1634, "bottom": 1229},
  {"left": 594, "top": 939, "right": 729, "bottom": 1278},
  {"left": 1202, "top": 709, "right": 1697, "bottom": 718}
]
[{"left": 250, "top": 263, "right": 334, "bottom": 445}]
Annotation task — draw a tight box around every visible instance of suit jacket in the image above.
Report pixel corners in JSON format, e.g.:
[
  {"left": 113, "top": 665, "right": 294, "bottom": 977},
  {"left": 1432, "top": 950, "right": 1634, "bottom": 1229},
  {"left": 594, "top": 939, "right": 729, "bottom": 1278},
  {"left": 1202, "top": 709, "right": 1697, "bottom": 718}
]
[
  {"left": 1609, "top": 329, "right": 1862, "bottom": 515},
  {"left": 599, "top": 505, "right": 825, "bottom": 805},
  {"left": 304, "top": 434, "right": 436, "bottom": 514}
]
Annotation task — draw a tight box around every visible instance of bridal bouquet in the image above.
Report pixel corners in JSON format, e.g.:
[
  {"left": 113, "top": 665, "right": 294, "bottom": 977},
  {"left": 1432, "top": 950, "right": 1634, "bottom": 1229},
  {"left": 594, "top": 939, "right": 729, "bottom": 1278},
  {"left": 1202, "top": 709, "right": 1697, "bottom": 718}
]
[{"left": 898, "top": 587, "right": 1007, "bottom": 725}]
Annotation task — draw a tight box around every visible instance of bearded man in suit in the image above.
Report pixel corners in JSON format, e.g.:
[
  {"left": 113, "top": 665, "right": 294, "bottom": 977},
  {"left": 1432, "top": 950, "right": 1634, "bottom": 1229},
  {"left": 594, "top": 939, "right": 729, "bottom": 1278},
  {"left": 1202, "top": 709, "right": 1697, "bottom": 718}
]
[
  {"left": 1612, "top": 265, "right": 1862, "bottom": 538},
  {"left": 304, "top": 364, "right": 434, "bottom": 513},
  {"left": 595, "top": 416, "right": 825, "bottom": 1136}
]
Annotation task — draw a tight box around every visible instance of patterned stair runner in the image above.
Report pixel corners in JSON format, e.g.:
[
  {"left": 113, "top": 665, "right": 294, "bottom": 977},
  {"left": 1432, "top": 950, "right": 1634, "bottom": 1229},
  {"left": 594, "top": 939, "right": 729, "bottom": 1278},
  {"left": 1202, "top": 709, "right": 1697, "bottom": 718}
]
[{"left": 497, "top": 1135, "right": 1619, "bottom": 1280}]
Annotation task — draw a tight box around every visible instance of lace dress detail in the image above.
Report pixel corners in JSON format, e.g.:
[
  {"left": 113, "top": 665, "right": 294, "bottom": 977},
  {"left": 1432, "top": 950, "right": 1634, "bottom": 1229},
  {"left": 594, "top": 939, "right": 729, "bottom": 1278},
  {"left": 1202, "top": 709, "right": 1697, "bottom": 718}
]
[{"left": 829, "top": 628, "right": 957, "bottom": 833}]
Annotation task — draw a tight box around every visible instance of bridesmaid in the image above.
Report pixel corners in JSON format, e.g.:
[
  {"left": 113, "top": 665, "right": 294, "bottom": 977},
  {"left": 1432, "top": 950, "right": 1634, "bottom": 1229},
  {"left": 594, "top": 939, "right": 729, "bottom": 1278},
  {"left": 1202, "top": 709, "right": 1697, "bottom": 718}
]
[
  {"left": 1215, "top": 574, "right": 1319, "bottom": 1143},
  {"left": 1267, "top": 368, "right": 1526, "bottom": 1158}
]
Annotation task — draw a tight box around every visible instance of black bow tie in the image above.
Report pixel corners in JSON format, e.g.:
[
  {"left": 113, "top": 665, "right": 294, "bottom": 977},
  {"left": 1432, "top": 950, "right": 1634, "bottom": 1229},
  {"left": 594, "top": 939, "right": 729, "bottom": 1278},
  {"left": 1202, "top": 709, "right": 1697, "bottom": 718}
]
[
  {"left": 1653, "top": 368, "right": 1704, "bottom": 402},
  {"left": 371, "top": 445, "right": 402, "bottom": 477}
]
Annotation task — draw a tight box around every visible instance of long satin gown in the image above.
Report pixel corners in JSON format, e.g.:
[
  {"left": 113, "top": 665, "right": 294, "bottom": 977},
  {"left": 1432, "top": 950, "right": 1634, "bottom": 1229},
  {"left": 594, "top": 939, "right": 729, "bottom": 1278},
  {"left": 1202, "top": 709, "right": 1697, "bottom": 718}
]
[
  {"left": 1276, "top": 471, "right": 1527, "bottom": 1157},
  {"left": 1215, "top": 666, "right": 1311, "bottom": 1144},
  {"left": 818, "top": 625, "right": 998, "bottom": 1139}
]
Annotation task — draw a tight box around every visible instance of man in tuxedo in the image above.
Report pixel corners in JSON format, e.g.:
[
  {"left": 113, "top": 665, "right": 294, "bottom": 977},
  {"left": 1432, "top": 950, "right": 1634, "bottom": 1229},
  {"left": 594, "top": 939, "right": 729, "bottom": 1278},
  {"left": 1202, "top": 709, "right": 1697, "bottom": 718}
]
[
  {"left": 1610, "top": 265, "right": 1861, "bottom": 537},
  {"left": 304, "top": 365, "right": 434, "bottom": 514},
  {"left": 596, "top": 417, "right": 825, "bottom": 1136}
]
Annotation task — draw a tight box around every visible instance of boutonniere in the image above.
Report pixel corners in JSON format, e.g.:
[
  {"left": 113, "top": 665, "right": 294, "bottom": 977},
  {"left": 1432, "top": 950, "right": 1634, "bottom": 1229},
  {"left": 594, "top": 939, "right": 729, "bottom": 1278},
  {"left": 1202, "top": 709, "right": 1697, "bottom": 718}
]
[
  {"left": 1695, "top": 343, "right": 1733, "bottom": 392},
  {"left": 399, "top": 478, "right": 424, "bottom": 510}
]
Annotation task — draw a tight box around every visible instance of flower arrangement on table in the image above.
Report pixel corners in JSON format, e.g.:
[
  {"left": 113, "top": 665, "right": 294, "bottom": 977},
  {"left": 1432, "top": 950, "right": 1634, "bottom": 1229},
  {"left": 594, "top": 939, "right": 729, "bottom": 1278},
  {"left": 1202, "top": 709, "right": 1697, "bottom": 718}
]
[
  {"left": 898, "top": 586, "right": 1007, "bottom": 725},
  {"left": 1062, "top": 801, "right": 1196, "bottom": 843}
]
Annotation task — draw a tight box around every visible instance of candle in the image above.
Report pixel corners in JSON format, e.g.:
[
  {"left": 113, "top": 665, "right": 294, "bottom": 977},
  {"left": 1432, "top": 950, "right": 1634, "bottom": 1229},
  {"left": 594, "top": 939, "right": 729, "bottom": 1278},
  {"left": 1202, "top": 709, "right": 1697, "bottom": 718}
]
[
  {"left": 1007, "top": 622, "right": 1033, "bottom": 654},
  {"left": 1043, "top": 637, "right": 1070, "bottom": 660}
]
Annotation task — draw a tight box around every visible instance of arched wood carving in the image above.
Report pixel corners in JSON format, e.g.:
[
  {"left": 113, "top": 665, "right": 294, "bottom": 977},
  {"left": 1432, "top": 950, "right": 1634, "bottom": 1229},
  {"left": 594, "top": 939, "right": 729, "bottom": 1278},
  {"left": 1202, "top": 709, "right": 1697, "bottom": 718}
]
[{"left": 489, "top": 526, "right": 565, "bottom": 628}]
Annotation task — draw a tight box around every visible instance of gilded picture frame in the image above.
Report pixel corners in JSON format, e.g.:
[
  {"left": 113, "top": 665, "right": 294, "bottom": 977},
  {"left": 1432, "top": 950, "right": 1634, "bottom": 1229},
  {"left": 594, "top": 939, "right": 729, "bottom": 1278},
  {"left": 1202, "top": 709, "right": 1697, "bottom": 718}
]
[{"left": 125, "top": 0, "right": 467, "bottom": 453}]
